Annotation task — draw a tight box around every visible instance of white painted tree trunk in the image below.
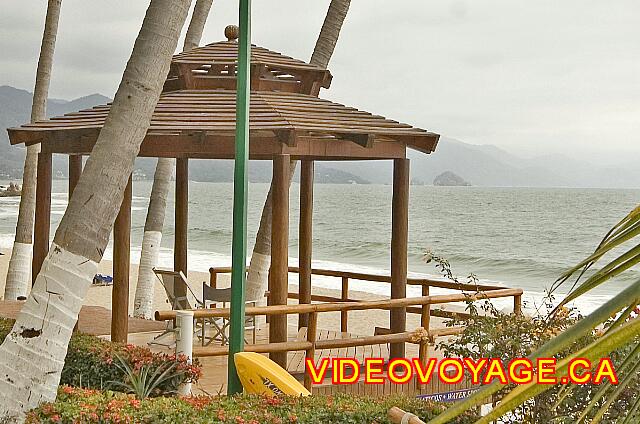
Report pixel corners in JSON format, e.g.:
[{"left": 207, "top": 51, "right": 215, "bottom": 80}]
[
  {"left": 3, "top": 0, "right": 62, "bottom": 300},
  {"left": 244, "top": 0, "right": 352, "bottom": 302},
  {"left": 133, "top": 0, "right": 213, "bottom": 319},
  {"left": 0, "top": 0, "right": 191, "bottom": 419},
  {"left": 132, "top": 157, "right": 172, "bottom": 318}
]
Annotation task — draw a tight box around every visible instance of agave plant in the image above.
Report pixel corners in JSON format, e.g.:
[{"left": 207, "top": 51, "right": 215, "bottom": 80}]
[
  {"left": 428, "top": 205, "right": 640, "bottom": 424},
  {"left": 107, "top": 354, "right": 187, "bottom": 399}
]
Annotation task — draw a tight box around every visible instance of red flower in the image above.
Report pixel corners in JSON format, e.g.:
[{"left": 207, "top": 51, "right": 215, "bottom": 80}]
[{"left": 265, "top": 397, "right": 283, "bottom": 406}]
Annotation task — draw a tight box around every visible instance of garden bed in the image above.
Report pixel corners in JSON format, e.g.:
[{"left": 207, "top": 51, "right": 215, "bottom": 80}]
[{"left": 27, "top": 387, "right": 478, "bottom": 423}]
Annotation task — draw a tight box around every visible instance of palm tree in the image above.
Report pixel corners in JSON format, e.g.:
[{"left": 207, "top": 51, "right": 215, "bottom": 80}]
[
  {"left": 244, "top": 0, "right": 352, "bottom": 303},
  {"left": 3, "top": 0, "right": 62, "bottom": 301},
  {"left": 428, "top": 205, "right": 640, "bottom": 423},
  {"left": 0, "top": 0, "right": 192, "bottom": 419},
  {"left": 133, "top": 0, "right": 214, "bottom": 320}
]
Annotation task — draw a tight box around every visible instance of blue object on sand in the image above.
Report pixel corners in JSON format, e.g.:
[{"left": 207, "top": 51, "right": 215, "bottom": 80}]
[{"left": 93, "top": 274, "right": 113, "bottom": 285}]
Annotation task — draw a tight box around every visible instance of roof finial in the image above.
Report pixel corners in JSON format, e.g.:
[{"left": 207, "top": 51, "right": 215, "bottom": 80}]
[{"left": 225, "top": 25, "right": 239, "bottom": 42}]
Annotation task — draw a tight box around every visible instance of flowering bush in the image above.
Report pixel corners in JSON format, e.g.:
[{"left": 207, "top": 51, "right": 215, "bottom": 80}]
[
  {"left": 426, "top": 251, "right": 640, "bottom": 423},
  {"left": 0, "top": 318, "right": 201, "bottom": 396},
  {"left": 26, "top": 387, "right": 479, "bottom": 423}
]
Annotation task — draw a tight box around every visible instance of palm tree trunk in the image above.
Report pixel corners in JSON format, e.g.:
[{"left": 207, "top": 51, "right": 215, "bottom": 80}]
[
  {"left": 245, "top": 0, "right": 352, "bottom": 304},
  {"left": 4, "top": 0, "right": 62, "bottom": 301},
  {"left": 309, "top": 0, "right": 352, "bottom": 69},
  {"left": 0, "top": 0, "right": 191, "bottom": 419},
  {"left": 133, "top": 0, "right": 214, "bottom": 319},
  {"left": 183, "top": 0, "right": 213, "bottom": 51}
]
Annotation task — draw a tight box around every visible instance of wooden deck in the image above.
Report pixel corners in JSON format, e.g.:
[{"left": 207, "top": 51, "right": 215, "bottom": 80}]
[
  {"left": 128, "top": 322, "right": 455, "bottom": 396},
  {"left": 286, "top": 327, "right": 390, "bottom": 376},
  {"left": 0, "top": 299, "right": 474, "bottom": 397},
  {"left": 0, "top": 300, "right": 165, "bottom": 336}
]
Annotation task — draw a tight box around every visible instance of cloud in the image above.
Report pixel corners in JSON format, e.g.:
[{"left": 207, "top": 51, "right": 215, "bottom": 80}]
[{"left": 1, "top": 0, "right": 638, "bottom": 160}]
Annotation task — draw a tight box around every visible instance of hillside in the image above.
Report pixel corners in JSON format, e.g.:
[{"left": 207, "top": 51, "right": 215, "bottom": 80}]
[
  {"left": 0, "top": 86, "right": 368, "bottom": 184},
  {"left": 0, "top": 85, "right": 111, "bottom": 178},
  {"left": 325, "top": 137, "right": 640, "bottom": 189},
  {"left": 2, "top": 85, "right": 639, "bottom": 188}
]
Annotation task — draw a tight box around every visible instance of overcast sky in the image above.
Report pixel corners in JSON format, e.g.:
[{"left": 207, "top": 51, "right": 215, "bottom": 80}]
[{"left": 1, "top": 0, "right": 638, "bottom": 161}]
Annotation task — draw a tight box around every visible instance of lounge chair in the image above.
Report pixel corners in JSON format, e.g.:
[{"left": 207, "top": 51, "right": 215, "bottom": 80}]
[{"left": 149, "top": 268, "right": 204, "bottom": 347}]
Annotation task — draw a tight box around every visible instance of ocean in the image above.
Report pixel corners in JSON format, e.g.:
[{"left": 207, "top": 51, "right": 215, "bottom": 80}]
[{"left": 1, "top": 180, "right": 638, "bottom": 315}]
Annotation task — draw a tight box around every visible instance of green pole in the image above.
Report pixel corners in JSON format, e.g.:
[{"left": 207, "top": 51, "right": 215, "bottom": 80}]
[{"left": 228, "top": 0, "right": 251, "bottom": 395}]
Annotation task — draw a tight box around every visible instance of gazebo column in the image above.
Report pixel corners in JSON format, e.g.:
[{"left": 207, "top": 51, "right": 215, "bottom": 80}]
[
  {"left": 68, "top": 154, "right": 83, "bottom": 195},
  {"left": 390, "top": 158, "right": 409, "bottom": 359},
  {"left": 112, "top": 176, "right": 132, "bottom": 343},
  {"left": 32, "top": 152, "right": 52, "bottom": 285},
  {"left": 298, "top": 160, "right": 314, "bottom": 329},
  {"left": 175, "top": 158, "right": 189, "bottom": 296},
  {"left": 270, "top": 154, "right": 290, "bottom": 367}
]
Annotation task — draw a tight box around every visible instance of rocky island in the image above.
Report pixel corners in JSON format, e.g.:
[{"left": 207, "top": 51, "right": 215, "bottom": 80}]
[
  {"left": 0, "top": 182, "right": 21, "bottom": 197},
  {"left": 433, "top": 171, "right": 471, "bottom": 186}
]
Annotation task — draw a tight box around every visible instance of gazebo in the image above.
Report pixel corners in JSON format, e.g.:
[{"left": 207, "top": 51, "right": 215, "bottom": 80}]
[{"left": 8, "top": 28, "right": 440, "bottom": 364}]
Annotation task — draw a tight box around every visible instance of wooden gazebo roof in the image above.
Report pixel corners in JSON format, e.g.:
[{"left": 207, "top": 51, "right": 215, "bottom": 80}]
[
  {"left": 7, "top": 33, "right": 439, "bottom": 161},
  {"left": 166, "top": 41, "right": 332, "bottom": 95},
  {"left": 8, "top": 90, "right": 439, "bottom": 160}
]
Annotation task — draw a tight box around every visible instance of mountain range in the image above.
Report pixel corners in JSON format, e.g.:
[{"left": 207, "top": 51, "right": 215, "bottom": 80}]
[{"left": 1, "top": 85, "right": 638, "bottom": 188}]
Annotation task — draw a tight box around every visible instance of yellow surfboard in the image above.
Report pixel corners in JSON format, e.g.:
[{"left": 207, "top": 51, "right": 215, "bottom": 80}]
[{"left": 234, "top": 352, "right": 311, "bottom": 397}]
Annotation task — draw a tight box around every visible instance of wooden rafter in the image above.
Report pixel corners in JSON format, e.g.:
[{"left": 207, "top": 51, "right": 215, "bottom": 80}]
[{"left": 9, "top": 90, "right": 438, "bottom": 160}]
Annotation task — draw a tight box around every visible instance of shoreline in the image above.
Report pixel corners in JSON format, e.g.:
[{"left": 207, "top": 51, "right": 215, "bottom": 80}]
[{"left": 0, "top": 246, "right": 448, "bottom": 338}]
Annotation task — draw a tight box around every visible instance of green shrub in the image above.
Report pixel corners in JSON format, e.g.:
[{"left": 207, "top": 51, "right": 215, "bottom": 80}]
[
  {"left": 26, "top": 386, "right": 479, "bottom": 423},
  {"left": 0, "top": 318, "right": 201, "bottom": 396},
  {"left": 437, "top": 298, "right": 639, "bottom": 423}
]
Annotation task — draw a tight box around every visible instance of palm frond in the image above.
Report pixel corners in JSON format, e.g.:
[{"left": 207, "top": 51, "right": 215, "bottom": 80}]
[
  {"left": 576, "top": 341, "right": 640, "bottom": 423},
  {"left": 551, "top": 206, "right": 640, "bottom": 298},
  {"left": 426, "top": 277, "right": 640, "bottom": 424},
  {"left": 476, "top": 317, "right": 640, "bottom": 423}
]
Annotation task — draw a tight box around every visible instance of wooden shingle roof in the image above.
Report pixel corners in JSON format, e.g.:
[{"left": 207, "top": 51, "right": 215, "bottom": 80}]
[
  {"left": 8, "top": 90, "right": 439, "bottom": 159},
  {"left": 166, "top": 41, "right": 332, "bottom": 95},
  {"left": 173, "top": 41, "right": 324, "bottom": 72}
]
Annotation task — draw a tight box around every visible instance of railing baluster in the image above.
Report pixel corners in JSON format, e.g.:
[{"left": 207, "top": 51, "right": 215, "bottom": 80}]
[
  {"left": 514, "top": 294, "right": 522, "bottom": 315},
  {"left": 341, "top": 276, "right": 349, "bottom": 333},
  {"left": 304, "top": 311, "right": 318, "bottom": 391},
  {"left": 209, "top": 267, "right": 217, "bottom": 288},
  {"left": 421, "top": 283, "right": 430, "bottom": 331}
]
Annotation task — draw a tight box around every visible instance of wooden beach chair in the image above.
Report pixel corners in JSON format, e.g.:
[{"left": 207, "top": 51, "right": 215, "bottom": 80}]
[{"left": 202, "top": 283, "right": 257, "bottom": 346}]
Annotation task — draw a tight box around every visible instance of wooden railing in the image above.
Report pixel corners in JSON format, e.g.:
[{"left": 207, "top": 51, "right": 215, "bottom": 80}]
[
  {"left": 156, "top": 287, "right": 523, "bottom": 391},
  {"left": 209, "top": 266, "right": 523, "bottom": 333}
]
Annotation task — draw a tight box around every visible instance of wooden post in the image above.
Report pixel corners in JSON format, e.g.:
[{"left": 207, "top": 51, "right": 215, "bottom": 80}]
[
  {"left": 209, "top": 267, "right": 217, "bottom": 288},
  {"left": 298, "top": 160, "right": 314, "bottom": 329},
  {"left": 421, "top": 284, "right": 431, "bottom": 331},
  {"left": 112, "top": 176, "right": 132, "bottom": 343},
  {"left": 175, "top": 158, "right": 189, "bottom": 297},
  {"left": 388, "top": 407, "right": 427, "bottom": 424},
  {"left": 390, "top": 158, "right": 409, "bottom": 359},
  {"left": 270, "top": 154, "right": 290, "bottom": 367},
  {"left": 303, "top": 311, "right": 318, "bottom": 391},
  {"left": 514, "top": 294, "right": 522, "bottom": 315},
  {"left": 418, "top": 284, "right": 431, "bottom": 390},
  {"left": 341, "top": 277, "right": 349, "bottom": 333},
  {"left": 68, "top": 155, "right": 82, "bottom": 196},
  {"left": 32, "top": 152, "right": 52, "bottom": 285}
]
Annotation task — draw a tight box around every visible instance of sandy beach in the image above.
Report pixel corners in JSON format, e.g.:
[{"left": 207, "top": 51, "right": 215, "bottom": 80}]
[{"left": 0, "top": 246, "right": 441, "bottom": 339}]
